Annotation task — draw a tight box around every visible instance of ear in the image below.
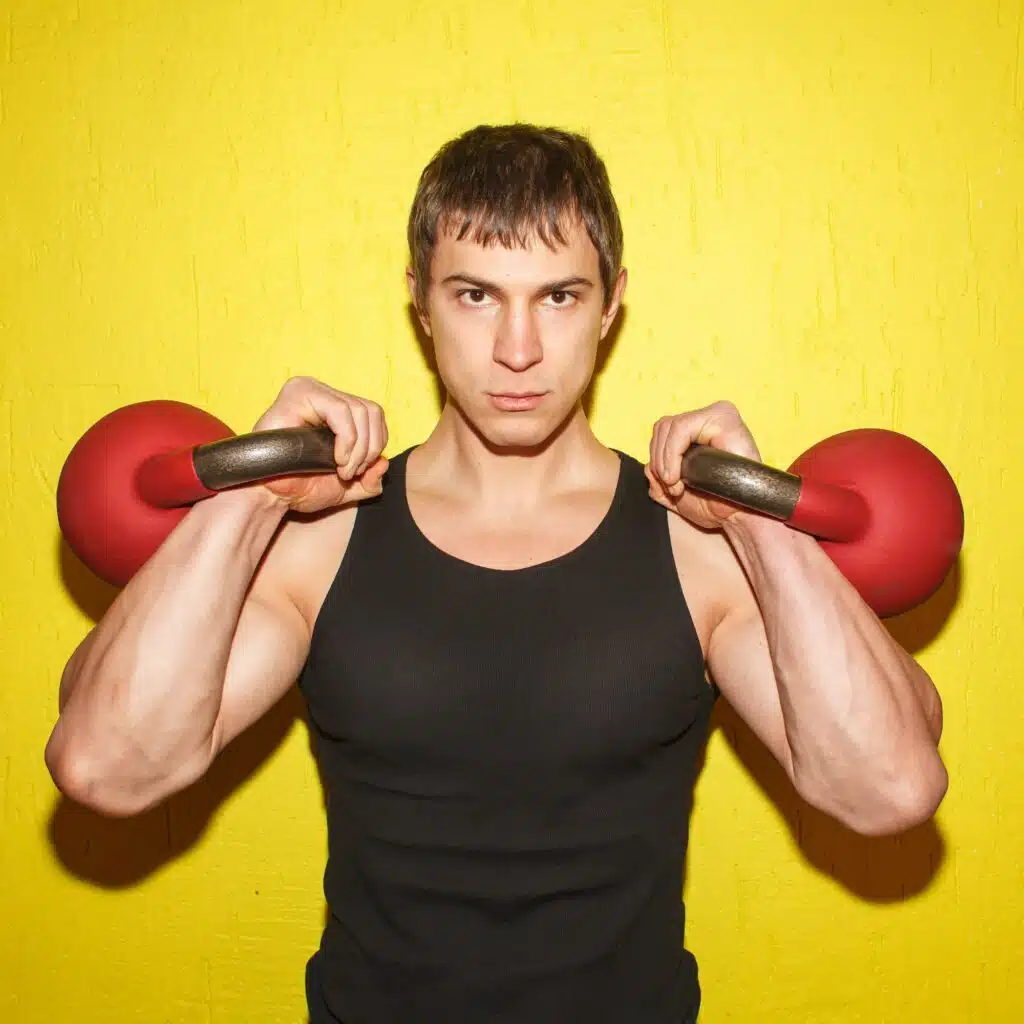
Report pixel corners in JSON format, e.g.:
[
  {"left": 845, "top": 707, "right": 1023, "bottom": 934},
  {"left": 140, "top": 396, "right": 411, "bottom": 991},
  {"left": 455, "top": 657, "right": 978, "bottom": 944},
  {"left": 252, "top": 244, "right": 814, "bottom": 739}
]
[
  {"left": 406, "top": 269, "right": 432, "bottom": 337},
  {"left": 599, "top": 267, "right": 628, "bottom": 339}
]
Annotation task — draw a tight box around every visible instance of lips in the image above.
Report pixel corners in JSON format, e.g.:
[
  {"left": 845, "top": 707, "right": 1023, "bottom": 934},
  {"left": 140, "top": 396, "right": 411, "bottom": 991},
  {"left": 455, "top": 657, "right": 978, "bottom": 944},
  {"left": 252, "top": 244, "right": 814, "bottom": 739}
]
[{"left": 487, "top": 392, "right": 547, "bottom": 411}]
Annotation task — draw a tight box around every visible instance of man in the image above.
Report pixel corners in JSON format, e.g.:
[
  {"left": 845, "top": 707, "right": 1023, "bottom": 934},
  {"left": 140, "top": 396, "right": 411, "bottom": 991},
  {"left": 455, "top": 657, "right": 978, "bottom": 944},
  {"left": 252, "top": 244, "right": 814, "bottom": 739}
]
[{"left": 46, "top": 124, "right": 947, "bottom": 1023}]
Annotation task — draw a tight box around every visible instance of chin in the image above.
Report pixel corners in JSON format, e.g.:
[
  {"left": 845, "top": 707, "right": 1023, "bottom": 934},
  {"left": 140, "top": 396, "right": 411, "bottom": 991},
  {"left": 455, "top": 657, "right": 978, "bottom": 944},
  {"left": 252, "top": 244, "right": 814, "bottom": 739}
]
[{"left": 475, "top": 411, "right": 564, "bottom": 452}]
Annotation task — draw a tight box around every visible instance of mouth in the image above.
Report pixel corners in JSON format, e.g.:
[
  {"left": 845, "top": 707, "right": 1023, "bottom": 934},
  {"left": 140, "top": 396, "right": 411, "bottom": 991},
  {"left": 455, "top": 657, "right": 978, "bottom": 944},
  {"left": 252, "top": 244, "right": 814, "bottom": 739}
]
[{"left": 487, "top": 391, "right": 547, "bottom": 412}]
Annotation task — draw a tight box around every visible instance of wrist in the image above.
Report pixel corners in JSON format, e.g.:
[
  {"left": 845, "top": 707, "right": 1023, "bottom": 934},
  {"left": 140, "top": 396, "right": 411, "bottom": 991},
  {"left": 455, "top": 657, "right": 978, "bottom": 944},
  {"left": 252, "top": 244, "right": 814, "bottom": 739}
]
[
  {"left": 721, "top": 508, "right": 789, "bottom": 546},
  {"left": 209, "top": 482, "right": 291, "bottom": 519},
  {"left": 721, "top": 509, "right": 820, "bottom": 568},
  {"left": 188, "top": 485, "right": 290, "bottom": 561}
]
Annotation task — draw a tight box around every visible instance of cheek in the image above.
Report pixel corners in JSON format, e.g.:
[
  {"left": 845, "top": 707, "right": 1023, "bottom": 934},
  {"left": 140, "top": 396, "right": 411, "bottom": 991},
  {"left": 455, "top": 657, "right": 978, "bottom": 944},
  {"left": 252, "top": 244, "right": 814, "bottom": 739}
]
[
  {"left": 432, "top": 324, "right": 490, "bottom": 386},
  {"left": 549, "top": 319, "right": 602, "bottom": 381}
]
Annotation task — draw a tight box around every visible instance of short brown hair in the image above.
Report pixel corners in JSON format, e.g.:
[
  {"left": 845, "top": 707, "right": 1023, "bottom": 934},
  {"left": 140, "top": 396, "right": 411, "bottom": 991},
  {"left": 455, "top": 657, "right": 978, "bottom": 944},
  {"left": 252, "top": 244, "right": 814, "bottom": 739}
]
[{"left": 407, "top": 124, "right": 624, "bottom": 309}]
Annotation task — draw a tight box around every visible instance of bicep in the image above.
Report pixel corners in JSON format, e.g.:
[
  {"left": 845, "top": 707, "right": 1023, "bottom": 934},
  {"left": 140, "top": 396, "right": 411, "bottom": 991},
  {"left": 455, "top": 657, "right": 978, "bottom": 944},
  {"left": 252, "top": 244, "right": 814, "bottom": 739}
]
[
  {"left": 211, "top": 589, "right": 311, "bottom": 754},
  {"left": 706, "top": 594, "right": 796, "bottom": 781},
  {"left": 211, "top": 504, "right": 356, "bottom": 754},
  {"left": 668, "top": 512, "right": 796, "bottom": 779}
]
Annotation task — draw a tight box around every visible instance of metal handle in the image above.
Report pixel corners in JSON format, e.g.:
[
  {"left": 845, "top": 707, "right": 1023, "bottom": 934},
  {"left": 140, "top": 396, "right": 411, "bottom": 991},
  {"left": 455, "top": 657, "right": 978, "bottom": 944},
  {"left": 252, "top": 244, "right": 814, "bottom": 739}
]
[
  {"left": 193, "top": 426, "right": 338, "bottom": 489},
  {"left": 681, "top": 445, "right": 802, "bottom": 520},
  {"left": 135, "top": 426, "right": 338, "bottom": 508},
  {"left": 681, "top": 443, "right": 870, "bottom": 542},
  {"left": 138, "top": 426, "right": 869, "bottom": 544}
]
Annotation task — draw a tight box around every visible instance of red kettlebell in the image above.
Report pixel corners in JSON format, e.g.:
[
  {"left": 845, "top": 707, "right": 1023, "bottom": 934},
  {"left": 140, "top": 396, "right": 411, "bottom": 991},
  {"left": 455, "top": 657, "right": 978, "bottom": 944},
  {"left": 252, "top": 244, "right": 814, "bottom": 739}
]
[{"left": 57, "top": 400, "right": 964, "bottom": 617}]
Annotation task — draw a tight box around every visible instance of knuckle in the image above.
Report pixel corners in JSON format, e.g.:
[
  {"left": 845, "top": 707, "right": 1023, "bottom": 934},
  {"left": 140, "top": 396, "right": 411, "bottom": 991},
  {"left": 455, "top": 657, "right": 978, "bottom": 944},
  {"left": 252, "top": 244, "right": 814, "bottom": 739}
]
[
  {"left": 333, "top": 412, "right": 357, "bottom": 442},
  {"left": 283, "top": 374, "right": 314, "bottom": 393}
]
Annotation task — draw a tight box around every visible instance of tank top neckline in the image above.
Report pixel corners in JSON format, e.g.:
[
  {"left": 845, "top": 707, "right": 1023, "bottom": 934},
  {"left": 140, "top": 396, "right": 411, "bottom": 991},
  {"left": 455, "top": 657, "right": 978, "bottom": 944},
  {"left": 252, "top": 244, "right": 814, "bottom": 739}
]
[{"left": 391, "top": 446, "right": 631, "bottom": 576}]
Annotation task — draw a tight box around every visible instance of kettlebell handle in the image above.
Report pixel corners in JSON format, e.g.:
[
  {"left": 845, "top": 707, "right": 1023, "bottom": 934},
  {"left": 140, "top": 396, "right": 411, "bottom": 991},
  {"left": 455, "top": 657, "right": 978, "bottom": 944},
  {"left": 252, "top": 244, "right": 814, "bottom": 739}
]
[
  {"left": 139, "top": 425, "right": 869, "bottom": 543},
  {"left": 57, "top": 398, "right": 964, "bottom": 615}
]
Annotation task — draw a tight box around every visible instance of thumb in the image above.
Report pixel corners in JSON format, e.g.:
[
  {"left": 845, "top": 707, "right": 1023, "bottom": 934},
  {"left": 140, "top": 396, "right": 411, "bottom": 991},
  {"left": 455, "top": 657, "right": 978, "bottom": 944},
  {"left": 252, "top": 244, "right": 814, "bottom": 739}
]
[{"left": 342, "top": 455, "right": 389, "bottom": 501}]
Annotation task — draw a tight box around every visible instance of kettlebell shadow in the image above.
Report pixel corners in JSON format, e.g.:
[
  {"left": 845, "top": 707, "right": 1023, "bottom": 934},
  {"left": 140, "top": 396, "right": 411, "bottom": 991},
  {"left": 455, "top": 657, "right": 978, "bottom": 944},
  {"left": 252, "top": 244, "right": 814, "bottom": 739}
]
[
  {"left": 713, "top": 701, "right": 946, "bottom": 902},
  {"left": 710, "top": 561, "right": 963, "bottom": 903},
  {"left": 49, "top": 533, "right": 304, "bottom": 888},
  {"left": 883, "top": 555, "right": 964, "bottom": 656},
  {"left": 59, "top": 535, "right": 119, "bottom": 623}
]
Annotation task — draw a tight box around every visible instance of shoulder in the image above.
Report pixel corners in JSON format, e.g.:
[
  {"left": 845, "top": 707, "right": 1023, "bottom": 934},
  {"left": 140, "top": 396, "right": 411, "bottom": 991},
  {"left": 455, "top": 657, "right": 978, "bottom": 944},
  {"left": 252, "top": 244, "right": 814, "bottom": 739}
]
[
  {"left": 254, "top": 449, "right": 413, "bottom": 628},
  {"left": 254, "top": 502, "right": 360, "bottom": 631},
  {"left": 663, "top": 505, "right": 756, "bottom": 656}
]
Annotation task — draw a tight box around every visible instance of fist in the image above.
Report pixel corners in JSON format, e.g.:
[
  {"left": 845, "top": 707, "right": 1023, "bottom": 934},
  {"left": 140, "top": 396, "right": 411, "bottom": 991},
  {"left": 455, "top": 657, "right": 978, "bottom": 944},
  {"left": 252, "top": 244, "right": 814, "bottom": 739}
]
[
  {"left": 645, "top": 400, "right": 761, "bottom": 529},
  {"left": 252, "top": 376, "right": 389, "bottom": 514}
]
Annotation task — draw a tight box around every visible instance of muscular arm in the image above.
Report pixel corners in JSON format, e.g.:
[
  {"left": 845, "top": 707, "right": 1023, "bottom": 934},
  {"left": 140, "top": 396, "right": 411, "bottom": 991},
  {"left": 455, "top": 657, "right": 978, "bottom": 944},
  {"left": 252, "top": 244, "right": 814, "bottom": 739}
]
[
  {"left": 45, "top": 377, "right": 385, "bottom": 818},
  {"left": 700, "top": 512, "right": 947, "bottom": 836},
  {"left": 45, "top": 487, "right": 310, "bottom": 817}
]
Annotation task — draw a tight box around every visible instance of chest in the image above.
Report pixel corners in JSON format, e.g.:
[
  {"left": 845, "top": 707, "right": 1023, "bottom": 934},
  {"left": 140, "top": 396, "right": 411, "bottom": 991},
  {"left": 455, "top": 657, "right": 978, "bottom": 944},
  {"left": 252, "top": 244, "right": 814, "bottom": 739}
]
[
  {"left": 404, "top": 484, "right": 621, "bottom": 572},
  {"left": 303, "top": 548, "right": 708, "bottom": 783}
]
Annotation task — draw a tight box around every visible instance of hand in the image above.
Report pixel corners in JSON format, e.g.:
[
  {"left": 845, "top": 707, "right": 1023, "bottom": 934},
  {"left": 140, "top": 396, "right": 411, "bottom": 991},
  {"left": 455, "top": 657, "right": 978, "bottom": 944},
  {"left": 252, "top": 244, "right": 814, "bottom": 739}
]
[
  {"left": 645, "top": 400, "right": 762, "bottom": 530},
  {"left": 251, "top": 376, "right": 389, "bottom": 514}
]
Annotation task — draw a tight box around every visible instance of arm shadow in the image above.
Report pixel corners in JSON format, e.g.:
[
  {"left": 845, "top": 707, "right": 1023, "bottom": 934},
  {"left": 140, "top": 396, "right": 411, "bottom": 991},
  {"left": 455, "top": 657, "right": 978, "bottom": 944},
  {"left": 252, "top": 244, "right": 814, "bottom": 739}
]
[
  {"left": 711, "top": 557, "right": 962, "bottom": 904},
  {"left": 47, "top": 537, "right": 304, "bottom": 889}
]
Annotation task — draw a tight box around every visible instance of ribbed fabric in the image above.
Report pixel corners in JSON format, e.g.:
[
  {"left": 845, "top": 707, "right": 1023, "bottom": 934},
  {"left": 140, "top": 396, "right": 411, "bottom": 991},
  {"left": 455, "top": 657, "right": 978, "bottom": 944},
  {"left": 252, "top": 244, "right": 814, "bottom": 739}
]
[{"left": 299, "top": 448, "right": 715, "bottom": 1023}]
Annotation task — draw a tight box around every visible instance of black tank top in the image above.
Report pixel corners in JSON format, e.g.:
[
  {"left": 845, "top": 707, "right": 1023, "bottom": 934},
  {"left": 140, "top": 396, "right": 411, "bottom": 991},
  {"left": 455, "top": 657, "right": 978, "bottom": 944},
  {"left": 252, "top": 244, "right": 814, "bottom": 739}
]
[{"left": 300, "top": 448, "right": 715, "bottom": 1023}]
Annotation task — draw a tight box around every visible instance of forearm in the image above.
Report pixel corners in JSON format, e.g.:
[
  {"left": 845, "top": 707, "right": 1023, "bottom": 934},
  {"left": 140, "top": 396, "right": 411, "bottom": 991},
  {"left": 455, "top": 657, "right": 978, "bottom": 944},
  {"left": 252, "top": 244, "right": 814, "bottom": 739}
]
[
  {"left": 46, "top": 486, "right": 288, "bottom": 814},
  {"left": 722, "top": 512, "right": 947, "bottom": 834}
]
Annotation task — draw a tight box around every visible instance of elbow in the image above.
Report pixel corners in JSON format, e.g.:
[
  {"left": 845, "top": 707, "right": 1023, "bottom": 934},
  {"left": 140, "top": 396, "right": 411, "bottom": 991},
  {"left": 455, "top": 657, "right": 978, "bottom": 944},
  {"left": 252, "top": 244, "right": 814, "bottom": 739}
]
[
  {"left": 841, "top": 754, "right": 949, "bottom": 838},
  {"left": 795, "top": 748, "right": 948, "bottom": 838},
  {"left": 44, "top": 723, "right": 204, "bottom": 819},
  {"left": 45, "top": 731, "right": 142, "bottom": 818},
  {"left": 886, "top": 755, "right": 949, "bottom": 834}
]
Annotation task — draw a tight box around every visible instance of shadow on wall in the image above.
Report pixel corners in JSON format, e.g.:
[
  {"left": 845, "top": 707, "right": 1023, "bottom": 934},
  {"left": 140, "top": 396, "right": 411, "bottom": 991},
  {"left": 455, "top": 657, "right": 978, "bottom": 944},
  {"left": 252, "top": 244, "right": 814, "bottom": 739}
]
[
  {"left": 48, "top": 451, "right": 962, "bottom": 899},
  {"left": 713, "top": 557, "right": 962, "bottom": 903},
  {"left": 45, "top": 303, "right": 629, "bottom": 895},
  {"left": 47, "top": 538, "right": 306, "bottom": 888}
]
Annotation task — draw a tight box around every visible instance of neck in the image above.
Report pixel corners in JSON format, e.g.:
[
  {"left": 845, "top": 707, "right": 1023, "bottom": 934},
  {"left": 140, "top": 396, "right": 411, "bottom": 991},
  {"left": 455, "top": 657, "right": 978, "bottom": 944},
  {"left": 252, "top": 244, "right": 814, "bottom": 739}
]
[{"left": 411, "top": 401, "right": 613, "bottom": 511}]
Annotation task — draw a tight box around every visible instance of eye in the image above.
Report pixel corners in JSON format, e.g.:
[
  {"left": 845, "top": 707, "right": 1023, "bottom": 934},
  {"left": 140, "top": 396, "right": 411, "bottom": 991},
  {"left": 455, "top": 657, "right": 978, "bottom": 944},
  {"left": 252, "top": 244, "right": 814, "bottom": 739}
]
[
  {"left": 457, "top": 288, "right": 490, "bottom": 305},
  {"left": 545, "top": 290, "right": 578, "bottom": 307}
]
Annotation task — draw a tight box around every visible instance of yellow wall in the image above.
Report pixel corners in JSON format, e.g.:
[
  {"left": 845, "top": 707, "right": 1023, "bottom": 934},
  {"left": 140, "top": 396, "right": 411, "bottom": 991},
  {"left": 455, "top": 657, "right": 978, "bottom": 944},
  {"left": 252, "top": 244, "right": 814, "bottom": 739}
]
[{"left": 1, "top": 0, "right": 1020, "bottom": 1019}]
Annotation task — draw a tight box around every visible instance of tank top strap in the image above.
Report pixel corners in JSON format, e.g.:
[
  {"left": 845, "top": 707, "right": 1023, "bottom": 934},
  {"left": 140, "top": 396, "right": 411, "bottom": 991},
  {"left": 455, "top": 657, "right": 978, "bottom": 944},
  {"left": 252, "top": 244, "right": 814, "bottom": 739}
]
[
  {"left": 606, "top": 449, "right": 680, "bottom": 560},
  {"left": 341, "top": 446, "right": 418, "bottom": 543}
]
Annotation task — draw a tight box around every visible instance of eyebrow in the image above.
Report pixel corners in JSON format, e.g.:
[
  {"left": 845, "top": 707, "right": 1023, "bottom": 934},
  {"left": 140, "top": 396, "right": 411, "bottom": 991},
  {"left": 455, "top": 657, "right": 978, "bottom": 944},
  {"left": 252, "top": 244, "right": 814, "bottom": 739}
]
[{"left": 440, "top": 273, "right": 595, "bottom": 293}]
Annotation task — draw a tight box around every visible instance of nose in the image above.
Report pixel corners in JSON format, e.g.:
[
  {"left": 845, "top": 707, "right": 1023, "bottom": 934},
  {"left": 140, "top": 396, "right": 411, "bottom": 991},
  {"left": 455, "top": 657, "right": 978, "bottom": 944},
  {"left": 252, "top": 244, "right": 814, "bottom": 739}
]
[{"left": 493, "top": 301, "right": 543, "bottom": 372}]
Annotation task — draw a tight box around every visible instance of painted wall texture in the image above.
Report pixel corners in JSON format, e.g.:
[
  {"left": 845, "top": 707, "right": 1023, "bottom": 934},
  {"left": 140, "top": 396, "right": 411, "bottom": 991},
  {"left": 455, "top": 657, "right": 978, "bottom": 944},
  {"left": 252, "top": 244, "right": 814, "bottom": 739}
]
[{"left": 1, "top": 0, "right": 1021, "bottom": 1020}]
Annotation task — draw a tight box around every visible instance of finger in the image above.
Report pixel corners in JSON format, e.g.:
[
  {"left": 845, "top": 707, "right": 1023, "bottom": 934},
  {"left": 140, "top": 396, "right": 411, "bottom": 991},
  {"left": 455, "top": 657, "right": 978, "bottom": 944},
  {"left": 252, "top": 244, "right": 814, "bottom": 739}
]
[
  {"left": 657, "top": 415, "right": 686, "bottom": 486},
  {"left": 344, "top": 455, "right": 389, "bottom": 500},
  {"left": 652, "top": 417, "right": 671, "bottom": 483},
  {"left": 340, "top": 400, "right": 371, "bottom": 480},
  {"left": 318, "top": 400, "right": 357, "bottom": 478},
  {"left": 651, "top": 490, "right": 674, "bottom": 511},
  {"left": 643, "top": 463, "right": 671, "bottom": 508},
  {"left": 649, "top": 419, "right": 664, "bottom": 473},
  {"left": 363, "top": 455, "right": 389, "bottom": 492},
  {"left": 254, "top": 377, "right": 317, "bottom": 431},
  {"left": 359, "top": 401, "right": 386, "bottom": 476},
  {"left": 663, "top": 416, "right": 693, "bottom": 489}
]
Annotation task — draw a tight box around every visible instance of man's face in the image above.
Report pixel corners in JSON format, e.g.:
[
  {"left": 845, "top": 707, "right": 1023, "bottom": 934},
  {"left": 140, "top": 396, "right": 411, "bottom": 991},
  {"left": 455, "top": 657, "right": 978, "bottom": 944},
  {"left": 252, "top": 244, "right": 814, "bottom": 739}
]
[{"left": 410, "top": 219, "right": 626, "bottom": 450}]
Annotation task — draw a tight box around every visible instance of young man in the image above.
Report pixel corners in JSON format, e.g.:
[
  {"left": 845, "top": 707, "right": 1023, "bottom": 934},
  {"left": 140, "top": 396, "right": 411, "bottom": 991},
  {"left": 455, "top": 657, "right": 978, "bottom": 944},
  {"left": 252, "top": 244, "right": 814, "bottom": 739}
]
[{"left": 46, "top": 124, "right": 947, "bottom": 1023}]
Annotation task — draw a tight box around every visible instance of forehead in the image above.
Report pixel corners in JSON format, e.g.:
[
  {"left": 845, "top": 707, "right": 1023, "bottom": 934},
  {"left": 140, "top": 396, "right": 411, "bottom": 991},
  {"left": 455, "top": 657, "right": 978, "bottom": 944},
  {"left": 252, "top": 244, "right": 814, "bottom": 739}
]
[{"left": 429, "top": 218, "right": 600, "bottom": 284}]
